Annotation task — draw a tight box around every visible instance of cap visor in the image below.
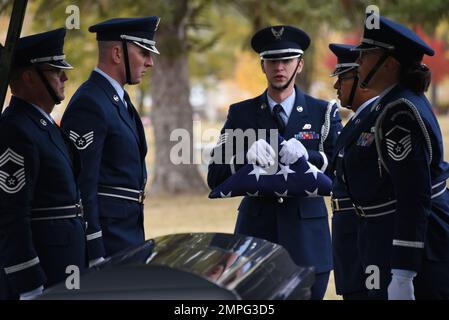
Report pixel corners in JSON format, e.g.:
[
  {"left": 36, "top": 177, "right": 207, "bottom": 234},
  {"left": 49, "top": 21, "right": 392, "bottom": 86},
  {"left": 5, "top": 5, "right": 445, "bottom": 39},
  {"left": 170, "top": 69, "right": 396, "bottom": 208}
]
[
  {"left": 330, "top": 66, "right": 357, "bottom": 77},
  {"left": 133, "top": 41, "right": 160, "bottom": 55},
  {"left": 262, "top": 53, "right": 302, "bottom": 61},
  {"left": 47, "top": 60, "right": 73, "bottom": 69},
  {"left": 351, "top": 43, "right": 380, "bottom": 51}
]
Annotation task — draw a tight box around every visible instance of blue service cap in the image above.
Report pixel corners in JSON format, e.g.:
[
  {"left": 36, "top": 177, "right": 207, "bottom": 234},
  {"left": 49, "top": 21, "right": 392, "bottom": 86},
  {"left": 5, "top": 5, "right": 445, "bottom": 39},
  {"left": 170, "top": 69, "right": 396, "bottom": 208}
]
[
  {"left": 329, "top": 43, "right": 359, "bottom": 77},
  {"left": 251, "top": 25, "right": 310, "bottom": 60},
  {"left": 89, "top": 16, "right": 160, "bottom": 54},
  {"left": 353, "top": 14, "right": 434, "bottom": 64},
  {"left": 14, "top": 28, "right": 72, "bottom": 69}
]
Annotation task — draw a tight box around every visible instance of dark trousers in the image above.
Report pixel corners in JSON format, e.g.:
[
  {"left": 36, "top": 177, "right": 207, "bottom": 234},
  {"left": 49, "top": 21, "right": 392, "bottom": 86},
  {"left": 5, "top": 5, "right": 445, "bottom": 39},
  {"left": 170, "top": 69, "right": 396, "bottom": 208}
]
[
  {"left": 414, "top": 259, "right": 449, "bottom": 300},
  {"left": 311, "top": 271, "right": 330, "bottom": 300}
]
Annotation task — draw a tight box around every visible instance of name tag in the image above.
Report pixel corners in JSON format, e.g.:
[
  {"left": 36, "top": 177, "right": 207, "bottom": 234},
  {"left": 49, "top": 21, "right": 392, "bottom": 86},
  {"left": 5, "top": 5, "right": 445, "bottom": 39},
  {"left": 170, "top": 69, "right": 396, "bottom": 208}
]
[
  {"left": 295, "top": 131, "right": 320, "bottom": 140},
  {"left": 356, "top": 132, "right": 375, "bottom": 147}
]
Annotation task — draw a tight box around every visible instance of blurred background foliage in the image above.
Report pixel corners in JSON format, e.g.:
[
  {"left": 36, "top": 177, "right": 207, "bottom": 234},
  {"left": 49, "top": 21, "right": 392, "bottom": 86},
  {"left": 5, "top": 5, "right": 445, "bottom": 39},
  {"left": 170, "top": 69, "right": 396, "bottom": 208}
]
[{"left": 2, "top": 0, "right": 449, "bottom": 194}]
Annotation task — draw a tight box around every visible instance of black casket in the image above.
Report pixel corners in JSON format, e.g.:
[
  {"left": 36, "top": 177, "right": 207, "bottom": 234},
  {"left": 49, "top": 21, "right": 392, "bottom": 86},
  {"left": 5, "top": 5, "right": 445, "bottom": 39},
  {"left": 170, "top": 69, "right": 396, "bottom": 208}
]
[{"left": 39, "top": 233, "right": 314, "bottom": 300}]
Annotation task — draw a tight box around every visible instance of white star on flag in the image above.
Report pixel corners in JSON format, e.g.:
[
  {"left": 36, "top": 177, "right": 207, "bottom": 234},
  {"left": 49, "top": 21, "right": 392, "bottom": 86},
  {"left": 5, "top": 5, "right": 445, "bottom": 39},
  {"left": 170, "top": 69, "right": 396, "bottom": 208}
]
[
  {"left": 248, "top": 165, "right": 268, "bottom": 181},
  {"left": 305, "top": 162, "right": 320, "bottom": 180},
  {"left": 274, "top": 190, "right": 289, "bottom": 197},
  {"left": 246, "top": 191, "right": 260, "bottom": 197},
  {"left": 220, "top": 191, "right": 232, "bottom": 198},
  {"left": 276, "top": 164, "right": 295, "bottom": 181},
  {"left": 305, "top": 188, "right": 319, "bottom": 197}
]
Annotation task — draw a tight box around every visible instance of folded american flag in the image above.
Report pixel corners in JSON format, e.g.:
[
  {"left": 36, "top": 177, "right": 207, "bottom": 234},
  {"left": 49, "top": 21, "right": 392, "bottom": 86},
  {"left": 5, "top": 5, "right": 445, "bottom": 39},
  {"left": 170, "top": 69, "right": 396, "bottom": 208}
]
[{"left": 209, "top": 157, "right": 332, "bottom": 199}]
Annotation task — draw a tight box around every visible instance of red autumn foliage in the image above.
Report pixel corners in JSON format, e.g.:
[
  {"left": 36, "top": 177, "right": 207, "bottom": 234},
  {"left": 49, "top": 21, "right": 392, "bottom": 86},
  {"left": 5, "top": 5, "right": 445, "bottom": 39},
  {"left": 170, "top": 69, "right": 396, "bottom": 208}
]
[{"left": 415, "top": 26, "right": 449, "bottom": 84}]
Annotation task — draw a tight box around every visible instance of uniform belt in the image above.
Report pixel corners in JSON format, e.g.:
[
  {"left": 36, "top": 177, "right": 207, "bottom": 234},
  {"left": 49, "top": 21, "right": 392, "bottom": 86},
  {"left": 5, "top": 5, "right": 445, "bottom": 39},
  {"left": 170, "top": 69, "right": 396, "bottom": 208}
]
[
  {"left": 353, "top": 181, "right": 447, "bottom": 218},
  {"left": 352, "top": 200, "right": 397, "bottom": 218},
  {"left": 431, "top": 180, "right": 447, "bottom": 199},
  {"left": 98, "top": 185, "right": 146, "bottom": 204},
  {"left": 330, "top": 197, "right": 354, "bottom": 212},
  {"left": 330, "top": 180, "right": 447, "bottom": 218},
  {"left": 31, "top": 201, "right": 83, "bottom": 221}
]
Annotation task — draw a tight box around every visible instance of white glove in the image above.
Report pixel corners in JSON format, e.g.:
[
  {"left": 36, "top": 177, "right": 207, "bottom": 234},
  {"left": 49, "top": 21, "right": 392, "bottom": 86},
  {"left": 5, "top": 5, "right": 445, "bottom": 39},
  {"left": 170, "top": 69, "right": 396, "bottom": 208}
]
[
  {"left": 89, "top": 256, "right": 106, "bottom": 268},
  {"left": 387, "top": 269, "right": 416, "bottom": 300},
  {"left": 246, "top": 139, "right": 276, "bottom": 167},
  {"left": 20, "top": 285, "right": 44, "bottom": 300},
  {"left": 279, "top": 138, "right": 309, "bottom": 164}
]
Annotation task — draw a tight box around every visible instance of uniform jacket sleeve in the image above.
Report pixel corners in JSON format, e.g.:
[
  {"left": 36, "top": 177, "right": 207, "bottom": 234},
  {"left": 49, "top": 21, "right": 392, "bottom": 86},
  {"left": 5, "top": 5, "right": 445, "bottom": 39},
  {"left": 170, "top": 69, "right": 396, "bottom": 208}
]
[
  {"left": 207, "top": 105, "right": 248, "bottom": 189},
  {"left": 0, "top": 123, "right": 46, "bottom": 294},
  {"left": 61, "top": 95, "right": 107, "bottom": 260},
  {"left": 379, "top": 101, "right": 431, "bottom": 272}
]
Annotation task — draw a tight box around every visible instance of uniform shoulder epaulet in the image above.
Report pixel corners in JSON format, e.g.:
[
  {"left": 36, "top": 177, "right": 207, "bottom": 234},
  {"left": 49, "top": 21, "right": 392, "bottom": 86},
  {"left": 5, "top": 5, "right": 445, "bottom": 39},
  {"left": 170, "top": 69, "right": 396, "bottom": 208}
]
[
  {"left": 375, "top": 97, "right": 432, "bottom": 172},
  {"left": 304, "top": 94, "right": 328, "bottom": 110},
  {"left": 229, "top": 95, "right": 263, "bottom": 113}
]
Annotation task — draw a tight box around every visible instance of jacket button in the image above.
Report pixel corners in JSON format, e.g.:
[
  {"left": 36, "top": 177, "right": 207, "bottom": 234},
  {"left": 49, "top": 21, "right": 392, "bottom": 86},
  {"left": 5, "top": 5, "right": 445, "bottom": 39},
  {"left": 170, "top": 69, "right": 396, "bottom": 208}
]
[{"left": 278, "top": 197, "right": 284, "bottom": 204}]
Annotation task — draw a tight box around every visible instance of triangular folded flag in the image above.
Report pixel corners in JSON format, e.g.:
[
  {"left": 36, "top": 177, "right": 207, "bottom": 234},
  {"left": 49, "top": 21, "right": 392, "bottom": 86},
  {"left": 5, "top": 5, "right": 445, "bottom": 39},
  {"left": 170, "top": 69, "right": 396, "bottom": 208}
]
[{"left": 209, "top": 158, "right": 332, "bottom": 199}]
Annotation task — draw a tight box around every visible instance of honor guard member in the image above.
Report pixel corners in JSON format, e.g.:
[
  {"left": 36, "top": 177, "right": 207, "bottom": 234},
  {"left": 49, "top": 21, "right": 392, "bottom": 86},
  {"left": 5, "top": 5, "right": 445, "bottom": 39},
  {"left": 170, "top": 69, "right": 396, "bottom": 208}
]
[
  {"left": 342, "top": 14, "right": 449, "bottom": 299},
  {"left": 208, "top": 25, "right": 342, "bottom": 299},
  {"left": 328, "top": 43, "right": 379, "bottom": 299},
  {"left": 0, "top": 29, "right": 86, "bottom": 300},
  {"left": 61, "top": 17, "right": 159, "bottom": 266}
]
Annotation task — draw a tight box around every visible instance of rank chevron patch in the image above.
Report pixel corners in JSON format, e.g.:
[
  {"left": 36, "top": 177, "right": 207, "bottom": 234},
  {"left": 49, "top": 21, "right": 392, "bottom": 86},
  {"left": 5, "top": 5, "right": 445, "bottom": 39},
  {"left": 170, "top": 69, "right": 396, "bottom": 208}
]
[
  {"left": 69, "top": 131, "right": 94, "bottom": 150},
  {"left": 0, "top": 148, "right": 26, "bottom": 194},
  {"left": 386, "top": 125, "right": 412, "bottom": 161}
]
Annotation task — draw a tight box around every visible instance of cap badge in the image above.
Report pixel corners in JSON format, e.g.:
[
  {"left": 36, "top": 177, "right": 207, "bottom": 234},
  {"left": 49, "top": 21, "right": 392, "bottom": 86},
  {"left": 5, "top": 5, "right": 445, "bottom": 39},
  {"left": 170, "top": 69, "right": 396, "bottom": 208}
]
[{"left": 271, "top": 27, "right": 284, "bottom": 40}]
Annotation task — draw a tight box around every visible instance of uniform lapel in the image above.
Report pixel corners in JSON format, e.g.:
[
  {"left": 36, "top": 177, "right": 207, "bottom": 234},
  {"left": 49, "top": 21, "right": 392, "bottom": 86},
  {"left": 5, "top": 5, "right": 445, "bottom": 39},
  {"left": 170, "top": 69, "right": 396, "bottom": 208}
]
[
  {"left": 256, "top": 91, "right": 278, "bottom": 132},
  {"left": 90, "top": 72, "right": 141, "bottom": 144},
  {"left": 342, "top": 85, "right": 401, "bottom": 150},
  {"left": 125, "top": 98, "right": 147, "bottom": 159},
  {"left": 13, "top": 98, "right": 74, "bottom": 168},
  {"left": 335, "top": 103, "right": 372, "bottom": 153},
  {"left": 331, "top": 104, "right": 371, "bottom": 166},
  {"left": 283, "top": 87, "right": 308, "bottom": 139}
]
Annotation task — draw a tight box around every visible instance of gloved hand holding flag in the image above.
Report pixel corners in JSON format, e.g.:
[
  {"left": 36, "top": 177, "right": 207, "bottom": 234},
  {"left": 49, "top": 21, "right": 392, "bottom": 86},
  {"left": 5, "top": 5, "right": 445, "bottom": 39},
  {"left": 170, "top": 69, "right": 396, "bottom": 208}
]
[{"left": 209, "top": 136, "right": 332, "bottom": 199}]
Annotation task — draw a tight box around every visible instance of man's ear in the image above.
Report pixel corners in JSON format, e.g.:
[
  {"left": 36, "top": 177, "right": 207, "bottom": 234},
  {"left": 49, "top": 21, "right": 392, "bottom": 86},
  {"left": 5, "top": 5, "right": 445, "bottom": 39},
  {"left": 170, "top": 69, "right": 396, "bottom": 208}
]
[
  {"left": 384, "top": 55, "right": 400, "bottom": 73},
  {"left": 22, "top": 68, "right": 35, "bottom": 84},
  {"left": 296, "top": 58, "right": 304, "bottom": 74},
  {"left": 111, "top": 44, "right": 122, "bottom": 64}
]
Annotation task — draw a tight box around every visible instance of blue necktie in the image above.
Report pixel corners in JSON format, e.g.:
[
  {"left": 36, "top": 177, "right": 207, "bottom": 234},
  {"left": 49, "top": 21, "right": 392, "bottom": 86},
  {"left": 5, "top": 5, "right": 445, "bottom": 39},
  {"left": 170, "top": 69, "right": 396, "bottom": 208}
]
[
  {"left": 273, "top": 104, "right": 285, "bottom": 134},
  {"left": 123, "top": 91, "right": 134, "bottom": 119}
]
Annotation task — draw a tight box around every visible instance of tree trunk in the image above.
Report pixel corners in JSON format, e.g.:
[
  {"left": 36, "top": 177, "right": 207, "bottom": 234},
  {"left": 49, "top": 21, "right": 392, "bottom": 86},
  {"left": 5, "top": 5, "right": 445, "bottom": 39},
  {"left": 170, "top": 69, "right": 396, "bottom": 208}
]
[
  {"left": 137, "top": 86, "right": 146, "bottom": 115},
  {"left": 150, "top": 51, "right": 207, "bottom": 195},
  {"left": 296, "top": 49, "right": 313, "bottom": 92},
  {"left": 296, "top": 28, "right": 317, "bottom": 93}
]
